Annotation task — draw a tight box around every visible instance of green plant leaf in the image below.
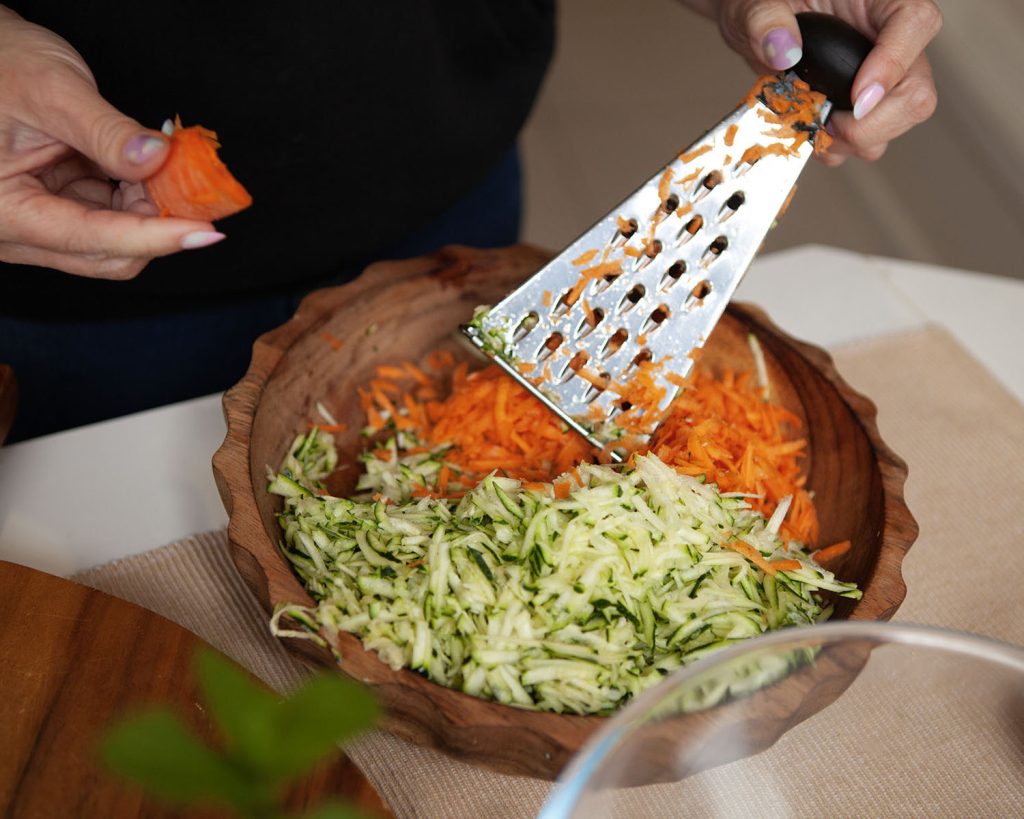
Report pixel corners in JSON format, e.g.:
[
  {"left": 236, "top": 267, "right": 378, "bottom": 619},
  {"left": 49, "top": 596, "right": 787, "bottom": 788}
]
[
  {"left": 195, "top": 648, "right": 282, "bottom": 775},
  {"left": 99, "top": 708, "right": 258, "bottom": 810},
  {"left": 297, "top": 800, "right": 369, "bottom": 819},
  {"left": 272, "top": 674, "right": 380, "bottom": 779}
]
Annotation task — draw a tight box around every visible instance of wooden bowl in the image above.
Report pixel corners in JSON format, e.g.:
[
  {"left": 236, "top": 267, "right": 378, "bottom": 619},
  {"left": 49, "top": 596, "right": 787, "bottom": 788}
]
[{"left": 213, "top": 244, "right": 917, "bottom": 779}]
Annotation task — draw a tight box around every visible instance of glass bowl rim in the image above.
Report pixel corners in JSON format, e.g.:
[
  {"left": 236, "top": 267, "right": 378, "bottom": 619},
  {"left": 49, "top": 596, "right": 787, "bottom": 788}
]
[{"left": 539, "top": 621, "right": 1024, "bottom": 818}]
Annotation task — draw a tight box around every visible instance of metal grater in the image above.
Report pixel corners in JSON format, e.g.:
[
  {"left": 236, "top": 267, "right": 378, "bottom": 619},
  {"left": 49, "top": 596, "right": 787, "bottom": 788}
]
[{"left": 461, "top": 16, "right": 870, "bottom": 457}]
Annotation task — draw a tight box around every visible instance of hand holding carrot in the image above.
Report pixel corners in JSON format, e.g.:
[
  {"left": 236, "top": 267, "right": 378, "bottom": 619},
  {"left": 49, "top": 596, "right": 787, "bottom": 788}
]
[
  {"left": 0, "top": 8, "right": 225, "bottom": 280},
  {"left": 683, "top": 0, "right": 942, "bottom": 166}
]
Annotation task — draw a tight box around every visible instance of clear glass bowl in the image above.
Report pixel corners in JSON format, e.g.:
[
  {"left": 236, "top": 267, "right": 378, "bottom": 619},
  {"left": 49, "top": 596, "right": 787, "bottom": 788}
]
[{"left": 540, "top": 622, "right": 1024, "bottom": 817}]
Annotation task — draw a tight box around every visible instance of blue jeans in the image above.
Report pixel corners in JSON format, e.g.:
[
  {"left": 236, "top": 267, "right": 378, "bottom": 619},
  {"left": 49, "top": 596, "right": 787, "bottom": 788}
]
[{"left": 2, "top": 149, "right": 522, "bottom": 442}]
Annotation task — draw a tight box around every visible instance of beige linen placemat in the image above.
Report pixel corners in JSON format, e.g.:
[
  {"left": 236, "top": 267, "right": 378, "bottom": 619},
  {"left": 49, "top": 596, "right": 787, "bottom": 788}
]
[{"left": 75, "top": 325, "right": 1024, "bottom": 818}]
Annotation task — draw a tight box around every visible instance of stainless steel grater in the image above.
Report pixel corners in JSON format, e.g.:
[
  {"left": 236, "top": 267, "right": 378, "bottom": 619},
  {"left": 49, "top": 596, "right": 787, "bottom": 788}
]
[{"left": 463, "top": 14, "right": 872, "bottom": 456}]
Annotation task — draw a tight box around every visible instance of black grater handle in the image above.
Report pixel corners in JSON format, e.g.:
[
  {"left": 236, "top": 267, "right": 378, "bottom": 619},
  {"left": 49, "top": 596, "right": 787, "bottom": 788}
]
[{"left": 793, "top": 13, "right": 874, "bottom": 112}]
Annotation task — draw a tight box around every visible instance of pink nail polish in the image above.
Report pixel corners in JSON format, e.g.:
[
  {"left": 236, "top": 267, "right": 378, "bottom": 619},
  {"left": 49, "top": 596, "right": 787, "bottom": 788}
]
[
  {"left": 181, "top": 231, "right": 226, "bottom": 250},
  {"left": 762, "top": 28, "right": 803, "bottom": 71},
  {"left": 124, "top": 134, "right": 167, "bottom": 165},
  {"left": 853, "top": 82, "right": 885, "bottom": 120}
]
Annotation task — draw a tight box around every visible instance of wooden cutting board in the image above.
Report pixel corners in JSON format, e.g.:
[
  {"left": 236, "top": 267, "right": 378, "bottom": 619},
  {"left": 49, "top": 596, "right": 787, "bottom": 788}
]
[{"left": 0, "top": 561, "right": 390, "bottom": 818}]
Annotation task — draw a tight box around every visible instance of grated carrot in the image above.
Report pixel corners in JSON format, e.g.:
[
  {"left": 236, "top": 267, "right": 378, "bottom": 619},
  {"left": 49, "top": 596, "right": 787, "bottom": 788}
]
[
  {"left": 320, "top": 331, "right": 345, "bottom": 352},
  {"left": 572, "top": 249, "right": 600, "bottom": 267},
  {"left": 679, "top": 144, "right": 712, "bottom": 164},
  {"left": 726, "top": 541, "right": 801, "bottom": 575},
  {"left": 426, "top": 349, "right": 456, "bottom": 370},
  {"left": 355, "top": 349, "right": 821, "bottom": 545},
  {"left": 646, "top": 365, "right": 818, "bottom": 544},
  {"left": 812, "top": 540, "right": 851, "bottom": 562}
]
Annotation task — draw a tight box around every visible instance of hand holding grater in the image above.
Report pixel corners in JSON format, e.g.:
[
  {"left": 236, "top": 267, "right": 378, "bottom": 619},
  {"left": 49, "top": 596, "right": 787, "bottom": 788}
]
[{"left": 463, "top": 13, "right": 873, "bottom": 458}]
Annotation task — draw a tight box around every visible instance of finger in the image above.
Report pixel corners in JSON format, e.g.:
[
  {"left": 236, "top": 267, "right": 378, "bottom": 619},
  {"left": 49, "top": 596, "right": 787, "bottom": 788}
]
[
  {"left": 127, "top": 198, "right": 160, "bottom": 217},
  {"left": 60, "top": 177, "right": 115, "bottom": 210},
  {"left": 24, "top": 65, "right": 170, "bottom": 182},
  {"left": 3, "top": 179, "right": 224, "bottom": 257},
  {"left": 0, "top": 241, "right": 149, "bottom": 280},
  {"left": 852, "top": 0, "right": 943, "bottom": 120},
  {"left": 117, "top": 180, "right": 154, "bottom": 212},
  {"left": 815, "top": 151, "right": 848, "bottom": 168},
  {"left": 35, "top": 153, "right": 102, "bottom": 194},
  {"left": 827, "top": 54, "right": 936, "bottom": 159},
  {"left": 718, "top": 0, "right": 803, "bottom": 71}
]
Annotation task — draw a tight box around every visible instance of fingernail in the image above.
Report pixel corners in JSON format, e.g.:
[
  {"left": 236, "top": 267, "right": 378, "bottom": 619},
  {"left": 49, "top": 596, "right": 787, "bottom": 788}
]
[
  {"left": 825, "top": 119, "right": 837, "bottom": 137},
  {"left": 124, "top": 134, "right": 167, "bottom": 165},
  {"left": 853, "top": 82, "right": 885, "bottom": 120},
  {"left": 762, "top": 28, "right": 802, "bottom": 71},
  {"left": 181, "top": 231, "right": 226, "bottom": 250}
]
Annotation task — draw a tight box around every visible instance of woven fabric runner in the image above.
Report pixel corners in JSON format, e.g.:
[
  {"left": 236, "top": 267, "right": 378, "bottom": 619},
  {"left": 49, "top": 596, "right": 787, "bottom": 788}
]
[{"left": 74, "top": 326, "right": 1024, "bottom": 818}]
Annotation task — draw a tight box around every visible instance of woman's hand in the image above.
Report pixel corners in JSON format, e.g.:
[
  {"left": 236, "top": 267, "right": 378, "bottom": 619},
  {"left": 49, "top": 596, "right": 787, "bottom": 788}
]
[
  {"left": 684, "top": 0, "right": 942, "bottom": 166},
  {"left": 0, "top": 9, "right": 225, "bottom": 280}
]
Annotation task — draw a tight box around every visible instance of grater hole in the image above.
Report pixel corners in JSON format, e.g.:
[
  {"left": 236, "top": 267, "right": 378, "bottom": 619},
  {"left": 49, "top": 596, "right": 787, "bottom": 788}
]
[
  {"left": 599, "top": 328, "right": 629, "bottom": 360},
  {"left": 553, "top": 288, "right": 578, "bottom": 315},
  {"left": 557, "top": 350, "right": 589, "bottom": 384},
  {"left": 677, "top": 215, "right": 703, "bottom": 246},
  {"left": 690, "top": 280, "right": 712, "bottom": 302},
  {"left": 582, "top": 371, "right": 611, "bottom": 402},
  {"left": 641, "top": 304, "right": 671, "bottom": 334},
  {"left": 513, "top": 311, "right": 539, "bottom": 343},
  {"left": 617, "top": 284, "right": 646, "bottom": 314},
  {"left": 576, "top": 307, "right": 605, "bottom": 337},
  {"left": 569, "top": 351, "right": 589, "bottom": 371},
  {"left": 694, "top": 171, "right": 723, "bottom": 202},
  {"left": 616, "top": 216, "right": 639, "bottom": 240},
  {"left": 597, "top": 268, "right": 623, "bottom": 293},
  {"left": 734, "top": 151, "right": 760, "bottom": 176},
  {"left": 662, "top": 193, "right": 679, "bottom": 213},
  {"left": 660, "top": 260, "right": 687, "bottom": 290},
  {"left": 633, "top": 239, "right": 662, "bottom": 272},
  {"left": 702, "top": 236, "right": 729, "bottom": 265},
  {"left": 538, "top": 331, "right": 564, "bottom": 361},
  {"left": 719, "top": 191, "right": 745, "bottom": 221},
  {"left": 618, "top": 399, "right": 633, "bottom": 412},
  {"left": 627, "top": 348, "right": 654, "bottom": 373}
]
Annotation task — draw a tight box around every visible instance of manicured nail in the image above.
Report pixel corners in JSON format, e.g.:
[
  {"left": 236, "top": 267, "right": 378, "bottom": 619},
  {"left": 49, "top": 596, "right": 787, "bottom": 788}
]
[
  {"left": 853, "top": 82, "right": 885, "bottom": 120},
  {"left": 123, "top": 134, "right": 167, "bottom": 165},
  {"left": 181, "top": 231, "right": 226, "bottom": 250},
  {"left": 762, "top": 28, "right": 802, "bottom": 71}
]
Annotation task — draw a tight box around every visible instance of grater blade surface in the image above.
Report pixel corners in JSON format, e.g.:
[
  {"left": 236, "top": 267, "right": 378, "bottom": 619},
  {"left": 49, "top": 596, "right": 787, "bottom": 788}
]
[{"left": 464, "top": 79, "right": 830, "bottom": 456}]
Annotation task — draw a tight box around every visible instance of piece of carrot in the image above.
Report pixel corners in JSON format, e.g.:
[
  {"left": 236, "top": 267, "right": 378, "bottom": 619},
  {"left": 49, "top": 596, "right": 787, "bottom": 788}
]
[
  {"left": 320, "top": 331, "right": 344, "bottom": 351},
  {"left": 726, "top": 541, "right": 801, "bottom": 575},
  {"left": 813, "top": 540, "right": 851, "bottom": 562},
  {"left": 146, "top": 116, "right": 252, "bottom": 221}
]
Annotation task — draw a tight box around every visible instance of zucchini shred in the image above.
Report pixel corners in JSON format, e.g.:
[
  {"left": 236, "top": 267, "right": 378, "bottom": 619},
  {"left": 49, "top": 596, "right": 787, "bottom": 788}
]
[{"left": 268, "top": 422, "right": 860, "bottom": 716}]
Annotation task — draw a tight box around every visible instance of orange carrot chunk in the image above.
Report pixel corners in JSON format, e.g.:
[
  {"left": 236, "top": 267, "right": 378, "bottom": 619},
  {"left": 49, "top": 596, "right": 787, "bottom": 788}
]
[{"left": 146, "top": 117, "right": 252, "bottom": 221}]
